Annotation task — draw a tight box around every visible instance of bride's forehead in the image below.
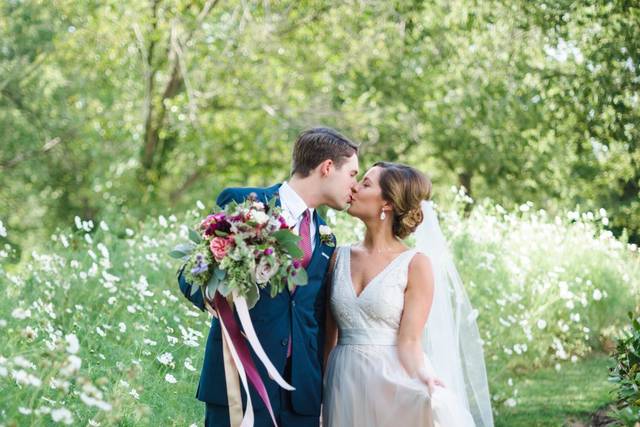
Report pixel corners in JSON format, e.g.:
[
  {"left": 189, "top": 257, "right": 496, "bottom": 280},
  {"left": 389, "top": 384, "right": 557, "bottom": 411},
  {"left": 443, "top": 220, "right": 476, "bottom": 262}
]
[{"left": 363, "top": 166, "right": 382, "bottom": 180}]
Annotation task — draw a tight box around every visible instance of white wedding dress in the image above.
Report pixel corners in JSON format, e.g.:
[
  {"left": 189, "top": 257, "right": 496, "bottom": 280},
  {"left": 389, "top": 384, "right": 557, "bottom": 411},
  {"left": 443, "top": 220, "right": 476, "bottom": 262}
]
[{"left": 323, "top": 246, "right": 476, "bottom": 427}]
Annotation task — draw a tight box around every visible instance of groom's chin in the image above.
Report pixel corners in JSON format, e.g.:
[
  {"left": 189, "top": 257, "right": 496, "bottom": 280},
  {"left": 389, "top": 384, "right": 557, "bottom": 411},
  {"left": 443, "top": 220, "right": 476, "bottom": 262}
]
[
  {"left": 327, "top": 200, "right": 350, "bottom": 212},
  {"left": 344, "top": 204, "right": 357, "bottom": 217}
]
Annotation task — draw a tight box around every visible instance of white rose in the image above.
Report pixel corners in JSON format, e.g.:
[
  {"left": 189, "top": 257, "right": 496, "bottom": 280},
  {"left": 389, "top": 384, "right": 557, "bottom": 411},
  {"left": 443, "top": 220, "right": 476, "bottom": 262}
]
[
  {"left": 250, "top": 210, "right": 270, "bottom": 225},
  {"left": 319, "top": 225, "right": 332, "bottom": 235},
  {"left": 254, "top": 257, "right": 279, "bottom": 284}
]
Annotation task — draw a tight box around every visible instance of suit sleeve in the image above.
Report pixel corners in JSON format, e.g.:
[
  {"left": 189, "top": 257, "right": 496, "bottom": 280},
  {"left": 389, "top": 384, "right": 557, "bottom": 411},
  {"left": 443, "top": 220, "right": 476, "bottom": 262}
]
[
  {"left": 216, "top": 187, "right": 234, "bottom": 209},
  {"left": 177, "top": 265, "right": 206, "bottom": 311}
]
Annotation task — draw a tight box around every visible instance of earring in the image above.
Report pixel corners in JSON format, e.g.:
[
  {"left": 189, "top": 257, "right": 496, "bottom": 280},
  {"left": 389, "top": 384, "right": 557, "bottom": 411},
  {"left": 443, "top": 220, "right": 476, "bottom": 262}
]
[{"left": 380, "top": 210, "right": 386, "bottom": 221}]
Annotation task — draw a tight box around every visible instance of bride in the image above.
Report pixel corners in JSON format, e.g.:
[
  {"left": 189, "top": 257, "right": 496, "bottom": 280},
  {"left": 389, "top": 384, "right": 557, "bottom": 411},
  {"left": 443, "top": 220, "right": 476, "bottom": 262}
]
[{"left": 322, "top": 162, "right": 494, "bottom": 427}]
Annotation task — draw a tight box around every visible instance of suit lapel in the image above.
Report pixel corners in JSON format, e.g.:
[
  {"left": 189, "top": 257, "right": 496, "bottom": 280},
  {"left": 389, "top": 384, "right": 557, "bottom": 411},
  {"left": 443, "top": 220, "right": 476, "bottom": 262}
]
[{"left": 304, "top": 212, "right": 331, "bottom": 274}]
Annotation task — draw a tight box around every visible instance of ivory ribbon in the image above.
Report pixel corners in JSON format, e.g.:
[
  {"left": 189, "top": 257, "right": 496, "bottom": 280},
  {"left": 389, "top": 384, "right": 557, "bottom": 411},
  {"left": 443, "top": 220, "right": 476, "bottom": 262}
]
[
  {"left": 221, "top": 302, "right": 243, "bottom": 426},
  {"left": 234, "top": 295, "right": 295, "bottom": 391},
  {"left": 218, "top": 310, "right": 254, "bottom": 427}
]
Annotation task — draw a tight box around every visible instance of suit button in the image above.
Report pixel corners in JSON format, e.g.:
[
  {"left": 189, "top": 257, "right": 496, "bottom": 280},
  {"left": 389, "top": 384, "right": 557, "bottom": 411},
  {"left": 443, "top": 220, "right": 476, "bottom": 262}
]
[
  {"left": 291, "top": 301, "right": 296, "bottom": 307},
  {"left": 281, "top": 338, "right": 289, "bottom": 346}
]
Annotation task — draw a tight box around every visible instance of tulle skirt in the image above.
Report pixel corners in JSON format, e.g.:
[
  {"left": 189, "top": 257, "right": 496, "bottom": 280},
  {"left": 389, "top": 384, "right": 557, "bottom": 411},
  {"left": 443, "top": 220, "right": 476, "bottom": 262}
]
[{"left": 323, "top": 343, "right": 475, "bottom": 427}]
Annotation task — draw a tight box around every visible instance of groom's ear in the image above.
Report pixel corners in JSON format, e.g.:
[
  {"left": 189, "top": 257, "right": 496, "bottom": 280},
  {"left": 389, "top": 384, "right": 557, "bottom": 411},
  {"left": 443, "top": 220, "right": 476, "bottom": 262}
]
[{"left": 318, "top": 159, "right": 334, "bottom": 177}]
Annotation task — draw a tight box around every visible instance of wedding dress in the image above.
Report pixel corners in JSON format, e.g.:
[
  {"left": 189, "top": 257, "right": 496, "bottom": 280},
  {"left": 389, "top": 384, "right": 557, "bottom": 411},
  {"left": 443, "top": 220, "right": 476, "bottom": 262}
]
[{"left": 322, "top": 246, "right": 476, "bottom": 427}]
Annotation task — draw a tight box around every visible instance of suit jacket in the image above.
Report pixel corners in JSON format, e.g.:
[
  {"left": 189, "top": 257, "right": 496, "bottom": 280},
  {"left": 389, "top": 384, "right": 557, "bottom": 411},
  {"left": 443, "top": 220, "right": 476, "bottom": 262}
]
[{"left": 178, "top": 183, "right": 336, "bottom": 416}]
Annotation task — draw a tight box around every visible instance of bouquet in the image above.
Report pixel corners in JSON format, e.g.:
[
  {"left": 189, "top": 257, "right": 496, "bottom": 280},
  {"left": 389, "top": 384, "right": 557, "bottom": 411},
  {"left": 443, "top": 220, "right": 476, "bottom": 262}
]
[
  {"left": 170, "top": 193, "right": 308, "bottom": 308},
  {"left": 170, "top": 193, "right": 307, "bottom": 427}
]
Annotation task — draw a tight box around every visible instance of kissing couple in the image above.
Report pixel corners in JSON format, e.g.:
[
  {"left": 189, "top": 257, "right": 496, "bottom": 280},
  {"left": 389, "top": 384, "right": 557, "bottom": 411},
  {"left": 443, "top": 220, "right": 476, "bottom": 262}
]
[{"left": 178, "top": 127, "right": 494, "bottom": 427}]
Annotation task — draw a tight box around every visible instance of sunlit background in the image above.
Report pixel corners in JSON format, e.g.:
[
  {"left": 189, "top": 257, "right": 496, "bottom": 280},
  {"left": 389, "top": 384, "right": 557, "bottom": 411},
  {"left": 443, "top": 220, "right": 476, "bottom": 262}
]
[{"left": 1, "top": 1, "right": 639, "bottom": 425}]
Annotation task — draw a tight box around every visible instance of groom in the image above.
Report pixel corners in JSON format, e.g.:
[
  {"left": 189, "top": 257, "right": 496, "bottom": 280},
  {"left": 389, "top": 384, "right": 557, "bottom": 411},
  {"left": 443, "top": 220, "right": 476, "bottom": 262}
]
[{"left": 178, "top": 127, "right": 359, "bottom": 427}]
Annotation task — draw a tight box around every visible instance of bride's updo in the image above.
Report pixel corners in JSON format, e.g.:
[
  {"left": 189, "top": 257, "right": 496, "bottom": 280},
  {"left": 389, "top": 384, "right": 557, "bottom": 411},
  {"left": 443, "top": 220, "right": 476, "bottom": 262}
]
[{"left": 373, "top": 162, "right": 432, "bottom": 239}]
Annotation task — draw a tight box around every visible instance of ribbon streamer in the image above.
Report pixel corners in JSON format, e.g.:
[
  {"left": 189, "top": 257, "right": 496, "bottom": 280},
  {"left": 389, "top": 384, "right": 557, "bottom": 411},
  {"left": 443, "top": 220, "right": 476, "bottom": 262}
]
[
  {"left": 215, "top": 293, "right": 279, "bottom": 426},
  {"left": 218, "top": 310, "right": 254, "bottom": 427},
  {"left": 221, "top": 306, "right": 243, "bottom": 427},
  {"left": 234, "top": 295, "right": 295, "bottom": 391}
]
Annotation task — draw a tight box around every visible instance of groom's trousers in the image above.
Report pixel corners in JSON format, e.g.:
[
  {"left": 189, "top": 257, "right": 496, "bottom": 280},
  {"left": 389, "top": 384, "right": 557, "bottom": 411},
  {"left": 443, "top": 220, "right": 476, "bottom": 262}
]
[{"left": 204, "top": 361, "right": 320, "bottom": 427}]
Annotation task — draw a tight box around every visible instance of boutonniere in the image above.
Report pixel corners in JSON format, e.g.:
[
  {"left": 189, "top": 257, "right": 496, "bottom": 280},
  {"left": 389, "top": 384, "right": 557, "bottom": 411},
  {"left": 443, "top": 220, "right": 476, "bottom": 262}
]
[{"left": 319, "top": 225, "right": 335, "bottom": 247}]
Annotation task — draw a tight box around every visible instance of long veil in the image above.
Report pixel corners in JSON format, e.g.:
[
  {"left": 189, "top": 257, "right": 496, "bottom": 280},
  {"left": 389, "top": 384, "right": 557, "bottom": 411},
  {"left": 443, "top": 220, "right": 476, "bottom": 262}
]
[{"left": 415, "top": 201, "right": 494, "bottom": 427}]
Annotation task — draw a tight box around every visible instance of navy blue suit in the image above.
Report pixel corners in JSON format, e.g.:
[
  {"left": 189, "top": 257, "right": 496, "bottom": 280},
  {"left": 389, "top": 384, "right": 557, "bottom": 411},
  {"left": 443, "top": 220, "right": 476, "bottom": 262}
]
[{"left": 178, "top": 184, "right": 336, "bottom": 427}]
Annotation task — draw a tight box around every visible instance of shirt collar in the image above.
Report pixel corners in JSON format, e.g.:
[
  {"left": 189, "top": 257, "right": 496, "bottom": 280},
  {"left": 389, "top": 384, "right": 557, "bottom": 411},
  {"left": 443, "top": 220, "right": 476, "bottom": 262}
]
[{"left": 279, "top": 181, "right": 314, "bottom": 223}]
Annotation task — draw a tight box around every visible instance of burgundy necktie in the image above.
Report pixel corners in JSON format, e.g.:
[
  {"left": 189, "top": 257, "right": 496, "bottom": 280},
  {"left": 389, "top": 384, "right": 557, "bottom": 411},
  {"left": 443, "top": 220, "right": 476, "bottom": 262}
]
[
  {"left": 298, "top": 209, "right": 312, "bottom": 269},
  {"left": 288, "top": 209, "right": 312, "bottom": 358}
]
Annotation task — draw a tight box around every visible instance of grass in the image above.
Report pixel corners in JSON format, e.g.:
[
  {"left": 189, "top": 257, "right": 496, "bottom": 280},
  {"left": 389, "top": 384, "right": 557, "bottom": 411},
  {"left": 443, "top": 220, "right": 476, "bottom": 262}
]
[
  {"left": 0, "top": 199, "right": 634, "bottom": 425},
  {"left": 493, "top": 354, "right": 615, "bottom": 427}
]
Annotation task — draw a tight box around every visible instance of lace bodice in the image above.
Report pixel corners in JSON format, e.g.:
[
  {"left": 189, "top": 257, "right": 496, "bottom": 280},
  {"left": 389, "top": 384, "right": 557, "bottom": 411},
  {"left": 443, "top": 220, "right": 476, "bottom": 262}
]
[{"left": 330, "top": 246, "right": 418, "bottom": 333}]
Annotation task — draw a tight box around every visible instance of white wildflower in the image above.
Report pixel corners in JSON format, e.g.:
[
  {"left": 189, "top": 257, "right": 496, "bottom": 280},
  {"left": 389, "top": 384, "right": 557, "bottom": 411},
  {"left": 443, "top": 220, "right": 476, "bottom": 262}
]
[
  {"left": 51, "top": 407, "right": 74, "bottom": 424},
  {"left": 184, "top": 357, "right": 196, "bottom": 372},
  {"left": 592, "top": 289, "right": 603, "bottom": 301},
  {"left": 11, "top": 307, "right": 32, "bottom": 320},
  {"left": 14, "top": 356, "right": 36, "bottom": 369},
  {"left": 65, "top": 334, "right": 80, "bottom": 354},
  {"left": 60, "top": 355, "right": 82, "bottom": 377},
  {"left": 156, "top": 352, "right": 174, "bottom": 367},
  {"left": 12, "top": 369, "right": 42, "bottom": 387}
]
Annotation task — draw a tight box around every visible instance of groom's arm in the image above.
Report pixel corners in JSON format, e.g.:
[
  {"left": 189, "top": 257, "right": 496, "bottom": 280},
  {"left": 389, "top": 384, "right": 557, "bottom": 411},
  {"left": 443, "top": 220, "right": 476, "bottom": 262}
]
[
  {"left": 215, "top": 187, "right": 235, "bottom": 209},
  {"left": 177, "top": 265, "right": 205, "bottom": 311}
]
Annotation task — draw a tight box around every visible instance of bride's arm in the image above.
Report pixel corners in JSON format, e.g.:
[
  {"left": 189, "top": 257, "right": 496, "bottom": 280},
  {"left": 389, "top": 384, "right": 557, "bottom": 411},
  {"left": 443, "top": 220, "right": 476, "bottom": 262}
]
[
  {"left": 323, "top": 252, "right": 338, "bottom": 369},
  {"left": 397, "top": 253, "right": 442, "bottom": 392}
]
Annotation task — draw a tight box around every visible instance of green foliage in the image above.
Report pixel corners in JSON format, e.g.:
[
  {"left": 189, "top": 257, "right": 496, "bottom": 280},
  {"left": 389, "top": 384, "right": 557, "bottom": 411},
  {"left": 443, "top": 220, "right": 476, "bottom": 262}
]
[
  {"left": 1, "top": 0, "right": 639, "bottom": 258},
  {"left": 609, "top": 312, "right": 640, "bottom": 425}
]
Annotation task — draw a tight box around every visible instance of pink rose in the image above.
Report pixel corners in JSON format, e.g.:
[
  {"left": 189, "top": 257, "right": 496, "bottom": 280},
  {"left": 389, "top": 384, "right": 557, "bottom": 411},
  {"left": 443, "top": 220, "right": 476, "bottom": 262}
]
[{"left": 209, "top": 237, "right": 233, "bottom": 262}]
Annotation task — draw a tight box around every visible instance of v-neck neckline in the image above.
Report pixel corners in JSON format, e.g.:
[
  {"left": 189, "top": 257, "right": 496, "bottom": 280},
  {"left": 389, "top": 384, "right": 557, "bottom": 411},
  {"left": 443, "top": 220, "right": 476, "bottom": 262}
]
[{"left": 347, "top": 246, "right": 414, "bottom": 299}]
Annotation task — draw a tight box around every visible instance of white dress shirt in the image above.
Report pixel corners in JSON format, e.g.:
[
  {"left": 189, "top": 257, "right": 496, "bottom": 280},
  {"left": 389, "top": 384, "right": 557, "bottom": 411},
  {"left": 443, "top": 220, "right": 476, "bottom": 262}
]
[{"left": 278, "top": 181, "right": 316, "bottom": 251}]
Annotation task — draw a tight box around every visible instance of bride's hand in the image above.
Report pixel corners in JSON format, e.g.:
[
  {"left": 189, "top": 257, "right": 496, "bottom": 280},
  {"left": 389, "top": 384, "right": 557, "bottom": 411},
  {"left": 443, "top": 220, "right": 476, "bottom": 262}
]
[
  {"left": 424, "top": 376, "right": 445, "bottom": 394},
  {"left": 418, "top": 367, "right": 445, "bottom": 394}
]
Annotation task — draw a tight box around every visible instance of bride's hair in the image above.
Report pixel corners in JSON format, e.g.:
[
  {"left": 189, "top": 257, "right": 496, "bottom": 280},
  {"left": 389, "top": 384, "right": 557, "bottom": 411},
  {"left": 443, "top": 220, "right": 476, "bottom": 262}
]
[{"left": 373, "top": 162, "right": 432, "bottom": 239}]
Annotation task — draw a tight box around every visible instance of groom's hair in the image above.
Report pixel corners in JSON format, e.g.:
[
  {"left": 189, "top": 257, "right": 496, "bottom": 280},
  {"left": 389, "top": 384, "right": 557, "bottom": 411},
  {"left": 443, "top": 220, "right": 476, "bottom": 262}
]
[{"left": 291, "top": 127, "right": 358, "bottom": 177}]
